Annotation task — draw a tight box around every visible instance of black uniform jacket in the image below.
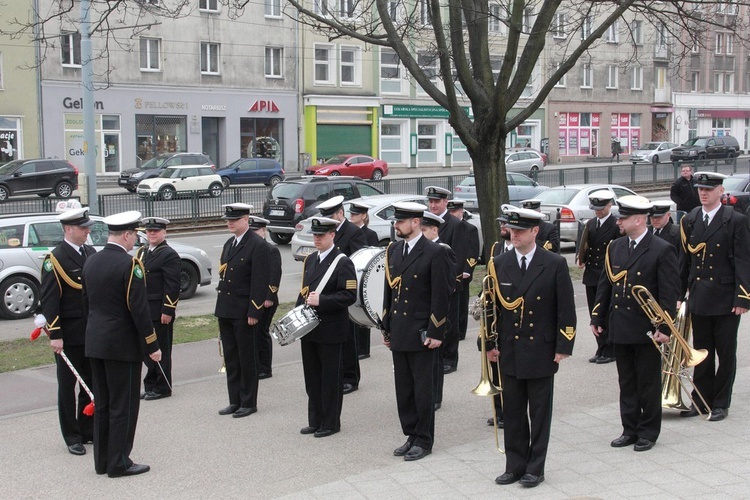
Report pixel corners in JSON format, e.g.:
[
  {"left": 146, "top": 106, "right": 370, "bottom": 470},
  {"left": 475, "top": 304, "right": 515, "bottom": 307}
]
[
  {"left": 83, "top": 244, "right": 158, "bottom": 362},
  {"left": 361, "top": 225, "right": 379, "bottom": 246},
  {"left": 463, "top": 217, "right": 481, "bottom": 278},
  {"left": 334, "top": 219, "right": 367, "bottom": 256},
  {"left": 383, "top": 236, "right": 453, "bottom": 351},
  {"left": 650, "top": 220, "right": 680, "bottom": 249},
  {"left": 489, "top": 247, "right": 576, "bottom": 379},
  {"left": 537, "top": 220, "right": 560, "bottom": 254},
  {"left": 679, "top": 206, "right": 750, "bottom": 315},
  {"left": 40, "top": 242, "right": 96, "bottom": 343},
  {"left": 266, "top": 244, "right": 282, "bottom": 306},
  {"left": 591, "top": 232, "right": 680, "bottom": 344},
  {"left": 580, "top": 215, "right": 621, "bottom": 286},
  {"left": 438, "top": 212, "right": 470, "bottom": 279},
  {"left": 135, "top": 242, "right": 181, "bottom": 321},
  {"left": 215, "top": 230, "right": 271, "bottom": 320},
  {"left": 296, "top": 248, "right": 357, "bottom": 344}
]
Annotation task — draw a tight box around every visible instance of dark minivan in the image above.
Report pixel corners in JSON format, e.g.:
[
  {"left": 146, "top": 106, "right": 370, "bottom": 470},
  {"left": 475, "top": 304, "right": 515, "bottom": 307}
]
[
  {"left": 0, "top": 159, "right": 78, "bottom": 202},
  {"left": 216, "top": 158, "right": 285, "bottom": 187}
]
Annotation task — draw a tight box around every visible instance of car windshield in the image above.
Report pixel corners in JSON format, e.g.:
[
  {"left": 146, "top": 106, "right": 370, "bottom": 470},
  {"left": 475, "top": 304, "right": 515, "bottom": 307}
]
[
  {"left": 683, "top": 138, "right": 707, "bottom": 147},
  {"left": 139, "top": 154, "right": 171, "bottom": 170},
  {"left": 723, "top": 176, "right": 748, "bottom": 191},
  {"left": 638, "top": 143, "right": 659, "bottom": 150},
  {"left": 459, "top": 175, "right": 475, "bottom": 187},
  {"left": 159, "top": 168, "right": 182, "bottom": 179},
  {"left": 270, "top": 182, "right": 303, "bottom": 199},
  {"left": 222, "top": 159, "right": 243, "bottom": 170},
  {"left": 535, "top": 187, "right": 581, "bottom": 205},
  {"left": 324, "top": 155, "right": 350, "bottom": 165}
]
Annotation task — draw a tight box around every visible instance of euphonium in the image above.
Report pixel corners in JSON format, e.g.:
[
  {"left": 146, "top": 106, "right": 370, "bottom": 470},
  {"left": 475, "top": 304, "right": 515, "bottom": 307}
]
[{"left": 661, "top": 301, "right": 692, "bottom": 410}]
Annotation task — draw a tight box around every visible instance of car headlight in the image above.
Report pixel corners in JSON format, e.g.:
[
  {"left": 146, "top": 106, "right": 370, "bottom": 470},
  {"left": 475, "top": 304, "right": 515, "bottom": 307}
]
[
  {"left": 318, "top": 168, "right": 328, "bottom": 174},
  {"left": 132, "top": 172, "right": 145, "bottom": 178},
  {"left": 688, "top": 151, "right": 697, "bottom": 156},
  {"left": 198, "top": 249, "right": 208, "bottom": 258}
]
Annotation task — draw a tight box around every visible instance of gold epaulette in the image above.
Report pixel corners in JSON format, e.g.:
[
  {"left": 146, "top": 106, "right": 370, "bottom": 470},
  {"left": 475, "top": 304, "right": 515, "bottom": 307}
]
[
  {"left": 49, "top": 253, "right": 82, "bottom": 290},
  {"left": 384, "top": 243, "right": 402, "bottom": 290},
  {"left": 489, "top": 257, "right": 525, "bottom": 325},
  {"left": 604, "top": 241, "right": 627, "bottom": 287}
]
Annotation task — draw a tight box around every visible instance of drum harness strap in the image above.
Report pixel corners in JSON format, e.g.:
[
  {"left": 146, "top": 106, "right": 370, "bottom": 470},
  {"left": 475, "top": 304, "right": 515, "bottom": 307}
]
[{"left": 300, "top": 254, "right": 346, "bottom": 300}]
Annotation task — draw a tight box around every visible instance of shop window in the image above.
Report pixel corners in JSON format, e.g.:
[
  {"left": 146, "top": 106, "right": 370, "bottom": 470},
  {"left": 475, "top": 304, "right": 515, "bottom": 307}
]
[
  {"left": 135, "top": 115, "right": 187, "bottom": 162},
  {"left": 611, "top": 113, "right": 641, "bottom": 154},
  {"left": 314, "top": 44, "right": 334, "bottom": 84},
  {"left": 201, "top": 42, "right": 220, "bottom": 75},
  {"left": 265, "top": 47, "right": 283, "bottom": 78},
  {"left": 712, "top": 118, "right": 731, "bottom": 136},
  {"left": 240, "top": 118, "right": 283, "bottom": 162},
  {"left": 417, "top": 122, "right": 438, "bottom": 163},
  {"left": 558, "top": 112, "right": 600, "bottom": 156},
  {"left": 140, "top": 38, "right": 161, "bottom": 71},
  {"left": 0, "top": 117, "right": 20, "bottom": 163},
  {"left": 61, "top": 32, "right": 81, "bottom": 67},
  {"left": 265, "top": 0, "right": 281, "bottom": 17},
  {"left": 380, "top": 121, "right": 404, "bottom": 164}
]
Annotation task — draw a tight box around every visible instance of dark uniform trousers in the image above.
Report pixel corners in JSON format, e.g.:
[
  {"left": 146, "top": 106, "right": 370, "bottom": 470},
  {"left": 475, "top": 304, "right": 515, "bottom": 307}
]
[
  {"left": 41, "top": 243, "right": 95, "bottom": 447},
  {"left": 356, "top": 225, "right": 380, "bottom": 358},
  {"left": 383, "top": 237, "right": 452, "bottom": 451},
  {"left": 297, "top": 248, "right": 357, "bottom": 431},
  {"left": 143, "top": 322, "right": 173, "bottom": 394},
  {"left": 257, "top": 304, "right": 278, "bottom": 375},
  {"left": 680, "top": 206, "right": 750, "bottom": 412},
  {"left": 215, "top": 231, "right": 271, "bottom": 410},
  {"left": 592, "top": 232, "right": 679, "bottom": 443},
  {"left": 439, "top": 212, "right": 468, "bottom": 372},
  {"left": 489, "top": 247, "right": 576, "bottom": 477}
]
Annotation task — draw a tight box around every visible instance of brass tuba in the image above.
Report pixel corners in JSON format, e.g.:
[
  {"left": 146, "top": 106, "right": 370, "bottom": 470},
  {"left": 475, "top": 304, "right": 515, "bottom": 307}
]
[{"left": 631, "top": 285, "right": 711, "bottom": 416}]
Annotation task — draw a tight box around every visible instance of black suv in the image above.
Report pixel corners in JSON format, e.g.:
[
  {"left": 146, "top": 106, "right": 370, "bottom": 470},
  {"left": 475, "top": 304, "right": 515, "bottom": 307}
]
[
  {"left": 0, "top": 159, "right": 78, "bottom": 202},
  {"left": 670, "top": 135, "right": 740, "bottom": 164},
  {"left": 119, "top": 152, "right": 214, "bottom": 192},
  {"left": 263, "top": 176, "right": 384, "bottom": 244}
]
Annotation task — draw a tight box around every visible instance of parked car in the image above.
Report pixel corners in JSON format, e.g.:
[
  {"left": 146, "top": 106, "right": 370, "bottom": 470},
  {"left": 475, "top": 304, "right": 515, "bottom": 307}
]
[
  {"left": 0, "top": 212, "right": 212, "bottom": 319},
  {"left": 305, "top": 154, "right": 388, "bottom": 181},
  {"left": 505, "top": 150, "right": 546, "bottom": 176},
  {"left": 119, "top": 152, "right": 214, "bottom": 192},
  {"left": 263, "top": 176, "right": 384, "bottom": 245},
  {"left": 291, "top": 194, "right": 483, "bottom": 261},
  {"left": 535, "top": 184, "right": 637, "bottom": 242},
  {"left": 507, "top": 147, "right": 548, "bottom": 166},
  {"left": 136, "top": 166, "right": 224, "bottom": 200},
  {"left": 670, "top": 136, "right": 739, "bottom": 164},
  {"left": 453, "top": 172, "right": 549, "bottom": 211},
  {"left": 0, "top": 159, "right": 78, "bottom": 202},
  {"left": 216, "top": 158, "right": 285, "bottom": 187},
  {"left": 721, "top": 173, "right": 750, "bottom": 216},
  {"left": 630, "top": 141, "right": 679, "bottom": 164}
]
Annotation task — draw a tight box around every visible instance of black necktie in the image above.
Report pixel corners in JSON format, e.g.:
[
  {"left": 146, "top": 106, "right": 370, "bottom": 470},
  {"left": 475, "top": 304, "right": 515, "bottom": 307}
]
[
  {"left": 520, "top": 256, "right": 527, "bottom": 275},
  {"left": 596, "top": 219, "right": 601, "bottom": 229},
  {"left": 79, "top": 246, "right": 86, "bottom": 258},
  {"left": 232, "top": 238, "right": 238, "bottom": 248},
  {"left": 403, "top": 243, "right": 409, "bottom": 258},
  {"left": 629, "top": 240, "right": 636, "bottom": 255},
  {"left": 655, "top": 228, "right": 661, "bottom": 236},
  {"left": 704, "top": 214, "right": 710, "bottom": 227}
]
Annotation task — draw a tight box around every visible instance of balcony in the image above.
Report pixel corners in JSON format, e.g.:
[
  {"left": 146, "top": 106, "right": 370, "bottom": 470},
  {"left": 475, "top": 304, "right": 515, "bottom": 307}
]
[{"left": 653, "top": 87, "right": 671, "bottom": 104}]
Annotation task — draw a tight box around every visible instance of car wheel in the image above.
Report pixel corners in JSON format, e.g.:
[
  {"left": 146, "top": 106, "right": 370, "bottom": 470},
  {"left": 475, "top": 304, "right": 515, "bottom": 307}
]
[
  {"left": 269, "top": 175, "right": 282, "bottom": 186},
  {"left": 652, "top": 156, "right": 660, "bottom": 164},
  {"left": 329, "top": 171, "right": 341, "bottom": 177},
  {"left": 725, "top": 152, "right": 735, "bottom": 164},
  {"left": 55, "top": 181, "right": 74, "bottom": 198},
  {"left": 159, "top": 186, "right": 176, "bottom": 201},
  {"left": 529, "top": 166, "right": 539, "bottom": 176},
  {"left": 221, "top": 176, "right": 231, "bottom": 188},
  {"left": 209, "top": 182, "right": 223, "bottom": 197},
  {"left": 0, "top": 276, "right": 39, "bottom": 320},
  {"left": 37, "top": 193, "right": 51, "bottom": 198},
  {"left": 269, "top": 231, "right": 292, "bottom": 245},
  {"left": 179, "top": 262, "right": 199, "bottom": 299},
  {"left": 0, "top": 185, "right": 8, "bottom": 202},
  {"left": 371, "top": 169, "right": 383, "bottom": 181}
]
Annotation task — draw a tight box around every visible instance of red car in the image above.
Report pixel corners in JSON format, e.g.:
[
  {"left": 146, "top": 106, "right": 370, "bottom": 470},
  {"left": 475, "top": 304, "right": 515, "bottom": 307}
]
[{"left": 305, "top": 154, "right": 388, "bottom": 180}]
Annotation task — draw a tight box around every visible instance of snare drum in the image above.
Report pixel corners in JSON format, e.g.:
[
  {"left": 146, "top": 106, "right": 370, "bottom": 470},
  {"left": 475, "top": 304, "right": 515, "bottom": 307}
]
[
  {"left": 270, "top": 305, "right": 320, "bottom": 346},
  {"left": 348, "top": 247, "right": 386, "bottom": 328}
]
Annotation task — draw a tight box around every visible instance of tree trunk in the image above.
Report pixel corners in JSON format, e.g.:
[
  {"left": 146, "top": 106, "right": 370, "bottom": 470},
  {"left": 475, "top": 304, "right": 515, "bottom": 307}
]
[{"left": 469, "top": 136, "right": 508, "bottom": 261}]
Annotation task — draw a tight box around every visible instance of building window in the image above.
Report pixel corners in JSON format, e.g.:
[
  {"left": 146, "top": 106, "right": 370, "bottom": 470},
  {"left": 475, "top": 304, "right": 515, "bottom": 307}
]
[
  {"left": 420, "top": 0, "right": 431, "bottom": 26},
  {"left": 606, "top": 65, "right": 618, "bottom": 89},
  {"left": 691, "top": 72, "right": 700, "bottom": 92},
  {"left": 265, "top": 47, "right": 283, "bottom": 78},
  {"left": 611, "top": 113, "right": 641, "bottom": 154},
  {"left": 581, "top": 16, "right": 592, "bottom": 40},
  {"left": 380, "top": 121, "right": 405, "bottom": 164},
  {"left": 61, "top": 32, "right": 82, "bottom": 67},
  {"left": 558, "top": 112, "right": 600, "bottom": 156},
  {"left": 387, "top": 0, "right": 403, "bottom": 22},
  {"left": 240, "top": 118, "right": 283, "bottom": 162},
  {"left": 712, "top": 118, "right": 731, "bottom": 136},
  {"left": 522, "top": 7, "right": 534, "bottom": 34},
  {"left": 715, "top": 33, "right": 724, "bottom": 54},
  {"left": 655, "top": 67, "right": 666, "bottom": 90},
  {"left": 139, "top": 38, "right": 161, "bottom": 71},
  {"left": 605, "top": 21, "right": 618, "bottom": 43},
  {"left": 631, "top": 20, "right": 642, "bottom": 45},
  {"left": 136, "top": 114, "right": 186, "bottom": 164},
  {"left": 691, "top": 35, "right": 701, "bottom": 54},
  {"left": 715, "top": 72, "right": 734, "bottom": 93},
  {"left": 313, "top": 0, "right": 333, "bottom": 16},
  {"left": 631, "top": 66, "right": 643, "bottom": 90},
  {"left": 417, "top": 51, "right": 439, "bottom": 94},
  {"left": 489, "top": 3, "right": 505, "bottom": 34},
  {"left": 0, "top": 53, "right": 3, "bottom": 89},
  {"left": 727, "top": 35, "right": 734, "bottom": 55},
  {"left": 656, "top": 23, "right": 667, "bottom": 47},
  {"left": 199, "top": 0, "right": 219, "bottom": 12},
  {"left": 380, "top": 48, "right": 402, "bottom": 94},
  {"left": 340, "top": 46, "right": 361, "bottom": 86},
  {"left": 340, "top": 0, "right": 356, "bottom": 18},
  {"left": 581, "top": 63, "right": 592, "bottom": 88},
  {"left": 553, "top": 62, "right": 566, "bottom": 87},
  {"left": 552, "top": 13, "right": 565, "bottom": 39},
  {"left": 314, "top": 44, "right": 334, "bottom": 84},
  {"left": 417, "top": 122, "right": 438, "bottom": 163},
  {"left": 0, "top": 117, "right": 21, "bottom": 163},
  {"left": 265, "top": 0, "right": 281, "bottom": 17},
  {"left": 200, "top": 43, "right": 220, "bottom": 75}
]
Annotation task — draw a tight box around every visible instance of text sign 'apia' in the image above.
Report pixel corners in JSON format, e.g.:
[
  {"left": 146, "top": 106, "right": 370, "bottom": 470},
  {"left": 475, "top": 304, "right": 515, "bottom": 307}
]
[{"left": 248, "top": 100, "right": 280, "bottom": 113}]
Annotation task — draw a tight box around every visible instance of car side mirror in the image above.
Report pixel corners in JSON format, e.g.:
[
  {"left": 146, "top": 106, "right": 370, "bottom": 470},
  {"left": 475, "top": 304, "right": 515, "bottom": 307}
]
[
  {"left": 13, "top": 172, "right": 22, "bottom": 177},
  {"left": 234, "top": 167, "right": 240, "bottom": 172},
  {"left": 532, "top": 181, "right": 538, "bottom": 187}
]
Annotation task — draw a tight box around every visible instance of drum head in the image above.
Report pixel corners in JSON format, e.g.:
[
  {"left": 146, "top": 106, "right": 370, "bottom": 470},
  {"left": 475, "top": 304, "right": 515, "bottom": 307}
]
[{"left": 348, "top": 247, "right": 386, "bottom": 328}]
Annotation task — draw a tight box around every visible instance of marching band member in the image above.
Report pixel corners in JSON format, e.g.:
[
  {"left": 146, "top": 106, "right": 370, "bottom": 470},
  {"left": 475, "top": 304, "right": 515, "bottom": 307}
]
[
  {"left": 447, "top": 199, "right": 479, "bottom": 343},
  {"left": 348, "top": 201, "right": 377, "bottom": 360},
  {"left": 519, "top": 199, "right": 560, "bottom": 253}
]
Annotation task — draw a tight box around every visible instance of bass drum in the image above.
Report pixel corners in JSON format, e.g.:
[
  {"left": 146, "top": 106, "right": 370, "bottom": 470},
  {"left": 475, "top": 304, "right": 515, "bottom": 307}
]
[
  {"left": 349, "top": 246, "right": 386, "bottom": 328},
  {"left": 270, "top": 305, "right": 320, "bottom": 346}
]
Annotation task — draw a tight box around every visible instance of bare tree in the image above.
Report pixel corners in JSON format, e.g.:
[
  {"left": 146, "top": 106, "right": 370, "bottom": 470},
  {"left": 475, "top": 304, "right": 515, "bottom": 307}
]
[{"left": 279, "top": 0, "right": 750, "bottom": 247}]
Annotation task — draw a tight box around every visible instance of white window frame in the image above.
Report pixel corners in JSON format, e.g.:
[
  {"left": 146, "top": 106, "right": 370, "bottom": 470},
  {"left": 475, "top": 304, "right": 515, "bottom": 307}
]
[
  {"left": 691, "top": 35, "right": 701, "bottom": 54},
  {"left": 715, "top": 33, "right": 724, "bottom": 54},
  {"left": 340, "top": 45, "right": 361, "bottom": 86},
  {"left": 265, "top": 47, "right": 283, "bottom": 78},
  {"left": 656, "top": 67, "right": 667, "bottom": 90},
  {"left": 489, "top": 3, "right": 505, "bottom": 34},
  {"left": 581, "top": 16, "right": 592, "bottom": 40},
  {"left": 313, "top": 43, "right": 335, "bottom": 85},
  {"left": 657, "top": 23, "right": 667, "bottom": 48},
  {"left": 631, "top": 66, "right": 643, "bottom": 90},
  {"left": 553, "top": 62, "right": 566, "bottom": 88},
  {"left": 340, "top": 0, "right": 356, "bottom": 18},
  {"left": 265, "top": 0, "right": 282, "bottom": 18},
  {"left": 420, "top": 0, "right": 432, "bottom": 26},
  {"left": 727, "top": 35, "right": 734, "bottom": 55},
  {"left": 606, "top": 64, "right": 618, "bottom": 89},
  {"left": 200, "top": 42, "right": 220, "bottom": 75},
  {"left": 199, "top": 0, "right": 219, "bottom": 12},
  {"left": 605, "top": 21, "right": 618, "bottom": 43},
  {"left": 313, "top": 0, "right": 334, "bottom": 17},
  {"left": 581, "top": 63, "right": 593, "bottom": 88},
  {"left": 61, "top": 32, "right": 81, "bottom": 67},
  {"left": 380, "top": 47, "right": 403, "bottom": 94},
  {"left": 715, "top": 72, "right": 734, "bottom": 93},
  {"left": 691, "top": 72, "right": 699, "bottom": 92},
  {"left": 387, "top": 0, "right": 404, "bottom": 23},
  {"left": 522, "top": 7, "right": 534, "bottom": 34},
  {"left": 552, "top": 13, "right": 565, "bottom": 39},
  {"left": 0, "top": 52, "right": 3, "bottom": 90},
  {"left": 139, "top": 37, "right": 161, "bottom": 72},
  {"left": 417, "top": 51, "right": 439, "bottom": 95},
  {"left": 631, "top": 20, "right": 642, "bottom": 45}
]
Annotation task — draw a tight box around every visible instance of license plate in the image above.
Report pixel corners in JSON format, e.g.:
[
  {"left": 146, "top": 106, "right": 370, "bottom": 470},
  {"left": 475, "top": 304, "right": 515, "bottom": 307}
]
[
  {"left": 299, "top": 246, "right": 315, "bottom": 255},
  {"left": 465, "top": 200, "right": 475, "bottom": 207},
  {"left": 269, "top": 209, "right": 285, "bottom": 216}
]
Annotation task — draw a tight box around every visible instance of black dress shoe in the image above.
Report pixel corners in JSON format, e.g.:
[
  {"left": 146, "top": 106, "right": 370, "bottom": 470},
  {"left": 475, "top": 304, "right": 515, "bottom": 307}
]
[
  {"left": 232, "top": 407, "right": 258, "bottom": 418},
  {"left": 596, "top": 356, "right": 615, "bottom": 364},
  {"left": 588, "top": 355, "right": 601, "bottom": 363},
  {"left": 258, "top": 372, "right": 272, "bottom": 380},
  {"left": 393, "top": 441, "right": 413, "bottom": 456},
  {"left": 67, "top": 443, "right": 86, "bottom": 456},
  {"left": 434, "top": 402, "right": 441, "bottom": 411},
  {"left": 404, "top": 445, "right": 431, "bottom": 461},
  {"left": 443, "top": 365, "right": 457, "bottom": 374},
  {"left": 634, "top": 438, "right": 655, "bottom": 451},
  {"left": 108, "top": 463, "right": 150, "bottom": 478},
  {"left": 358, "top": 353, "right": 370, "bottom": 360},
  {"left": 218, "top": 404, "right": 240, "bottom": 415},
  {"left": 680, "top": 406, "right": 700, "bottom": 418},
  {"left": 519, "top": 473, "right": 544, "bottom": 487},
  {"left": 313, "top": 428, "right": 340, "bottom": 438},
  {"left": 610, "top": 435, "right": 637, "bottom": 447},
  {"left": 300, "top": 426, "right": 317, "bottom": 435},
  {"left": 495, "top": 472, "right": 523, "bottom": 485},
  {"left": 140, "top": 391, "right": 151, "bottom": 400},
  {"left": 342, "top": 383, "right": 358, "bottom": 394},
  {"left": 486, "top": 417, "right": 504, "bottom": 428},
  {"left": 709, "top": 408, "right": 728, "bottom": 421},
  {"left": 144, "top": 392, "right": 171, "bottom": 401}
]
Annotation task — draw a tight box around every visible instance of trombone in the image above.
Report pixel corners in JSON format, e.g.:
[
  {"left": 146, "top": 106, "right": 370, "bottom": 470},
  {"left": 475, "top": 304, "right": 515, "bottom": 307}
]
[
  {"left": 631, "top": 285, "right": 711, "bottom": 418},
  {"left": 471, "top": 274, "right": 504, "bottom": 453}
]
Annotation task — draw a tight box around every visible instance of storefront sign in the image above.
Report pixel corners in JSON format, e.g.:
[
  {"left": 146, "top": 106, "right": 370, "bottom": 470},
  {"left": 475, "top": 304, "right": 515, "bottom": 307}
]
[
  {"left": 248, "top": 100, "right": 280, "bottom": 112},
  {"left": 382, "top": 104, "right": 470, "bottom": 119},
  {"left": 134, "top": 98, "right": 188, "bottom": 110},
  {"left": 697, "top": 109, "right": 750, "bottom": 119},
  {"left": 63, "top": 97, "right": 104, "bottom": 110},
  {"left": 201, "top": 105, "right": 227, "bottom": 111}
]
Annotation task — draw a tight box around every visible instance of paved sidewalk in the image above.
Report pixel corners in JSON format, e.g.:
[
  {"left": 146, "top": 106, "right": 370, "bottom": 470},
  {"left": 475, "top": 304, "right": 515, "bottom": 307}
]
[{"left": 2, "top": 296, "right": 748, "bottom": 499}]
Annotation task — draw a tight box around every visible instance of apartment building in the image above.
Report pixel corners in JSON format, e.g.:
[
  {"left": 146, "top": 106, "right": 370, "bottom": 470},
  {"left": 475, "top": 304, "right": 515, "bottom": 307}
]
[{"left": 38, "top": 0, "right": 299, "bottom": 175}]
